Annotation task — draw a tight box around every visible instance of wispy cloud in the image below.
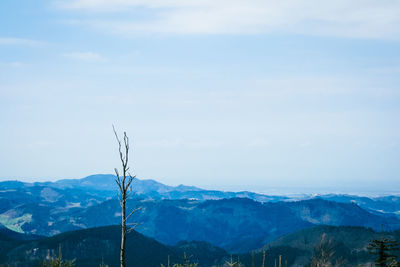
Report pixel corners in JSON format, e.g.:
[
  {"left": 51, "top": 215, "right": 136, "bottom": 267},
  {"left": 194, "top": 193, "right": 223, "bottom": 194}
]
[
  {"left": 62, "top": 51, "right": 107, "bottom": 62},
  {"left": 139, "top": 138, "right": 226, "bottom": 148},
  {"left": 0, "top": 37, "right": 46, "bottom": 46},
  {"left": 0, "top": 61, "right": 24, "bottom": 68},
  {"left": 53, "top": 0, "right": 400, "bottom": 38}
]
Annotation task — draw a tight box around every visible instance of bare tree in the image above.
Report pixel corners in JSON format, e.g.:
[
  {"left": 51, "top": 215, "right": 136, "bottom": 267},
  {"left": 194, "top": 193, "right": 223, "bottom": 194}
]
[
  {"left": 310, "top": 233, "right": 346, "bottom": 267},
  {"left": 113, "top": 126, "right": 140, "bottom": 267}
]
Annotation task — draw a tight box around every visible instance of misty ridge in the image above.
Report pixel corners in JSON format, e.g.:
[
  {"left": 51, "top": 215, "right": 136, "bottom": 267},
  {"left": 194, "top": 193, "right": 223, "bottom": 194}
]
[{"left": 1, "top": 173, "right": 400, "bottom": 266}]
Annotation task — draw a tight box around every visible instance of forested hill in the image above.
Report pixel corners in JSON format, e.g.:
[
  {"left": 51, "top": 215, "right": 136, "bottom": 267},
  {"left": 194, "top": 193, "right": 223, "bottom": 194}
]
[
  {"left": 0, "top": 225, "right": 227, "bottom": 267},
  {"left": 2, "top": 224, "right": 400, "bottom": 267},
  {"left": 2, "top": 195, "right": 400, "bottom": 253}
]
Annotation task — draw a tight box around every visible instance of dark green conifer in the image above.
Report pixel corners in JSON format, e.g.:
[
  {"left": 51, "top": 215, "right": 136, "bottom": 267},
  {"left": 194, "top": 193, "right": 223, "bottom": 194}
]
[{"left": 368, "top": 237, "right": 400, "bottom": 267}]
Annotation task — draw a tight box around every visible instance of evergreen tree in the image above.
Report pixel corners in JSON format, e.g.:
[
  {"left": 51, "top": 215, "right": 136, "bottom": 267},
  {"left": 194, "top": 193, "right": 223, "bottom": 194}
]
[{"left": 368, "top": 237, "right": 400, "bottom": 267}]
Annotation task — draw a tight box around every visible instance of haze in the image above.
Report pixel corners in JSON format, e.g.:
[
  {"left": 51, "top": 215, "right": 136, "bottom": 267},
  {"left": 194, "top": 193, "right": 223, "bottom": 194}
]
[{"left": 1, "top": 0, "right": 399, "bottom": 194}]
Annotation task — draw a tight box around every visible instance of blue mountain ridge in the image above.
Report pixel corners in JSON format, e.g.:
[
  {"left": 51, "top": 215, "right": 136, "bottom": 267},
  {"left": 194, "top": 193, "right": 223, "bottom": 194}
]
[{"left": 1, "top": 174, "right": 400, "bottom": 253}]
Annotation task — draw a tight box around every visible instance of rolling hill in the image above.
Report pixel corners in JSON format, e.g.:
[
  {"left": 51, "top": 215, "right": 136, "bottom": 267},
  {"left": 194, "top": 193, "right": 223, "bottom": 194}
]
[{"left": 1, "top": 225, "right": 227, "bottom": 267}]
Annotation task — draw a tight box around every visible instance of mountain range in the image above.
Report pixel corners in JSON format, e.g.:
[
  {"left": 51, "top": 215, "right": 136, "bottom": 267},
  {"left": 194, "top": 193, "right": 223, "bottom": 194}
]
[
  {"left": 3, "top": 174, "right": 400, "bottom": 212},
  {"left": 0, "top": 175, "right": 400, "bottom": 252},
  {"left": 1, "top": 174, "right": 400, "bottom": 254}
]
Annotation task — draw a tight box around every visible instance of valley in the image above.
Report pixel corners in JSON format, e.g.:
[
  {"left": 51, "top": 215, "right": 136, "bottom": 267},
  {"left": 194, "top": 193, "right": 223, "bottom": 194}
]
[{"left": 1, "top": 175, "right": 400, "bottom": 266}]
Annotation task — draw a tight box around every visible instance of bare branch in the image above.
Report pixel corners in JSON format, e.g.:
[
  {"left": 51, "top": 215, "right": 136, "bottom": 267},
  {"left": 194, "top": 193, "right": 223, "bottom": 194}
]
[
  {"left": 115, "top": 178, "right": 123, "bottom": 192},
  {"left": 124, "top": 132, "right": 129, "bottom": 163},
  {"left": 113, "top": 125, "right": 127, "bottom": 172},
  {"left": 126, "top": 177, "right": 134, "bottom": 189},
  {"left": 127, "top": 227, "right": 136, "bottom": 234},
  {"left": 113, "top": 125, "right": 122, "bottom": 155},
  {"left": 127, "top": 222, "right": 142, "bottom": 233},
  {"left": 125, "top": 207, "right": 142, "bottom": 222},
  {"left": 126, "top": 222, "right": 140, "bottom": 226}
]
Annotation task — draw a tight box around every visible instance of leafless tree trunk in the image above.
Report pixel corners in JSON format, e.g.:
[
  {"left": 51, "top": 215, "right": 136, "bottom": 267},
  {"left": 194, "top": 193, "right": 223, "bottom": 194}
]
[{"left": 113, "top": 126, "right": 140, "bottom": 267}]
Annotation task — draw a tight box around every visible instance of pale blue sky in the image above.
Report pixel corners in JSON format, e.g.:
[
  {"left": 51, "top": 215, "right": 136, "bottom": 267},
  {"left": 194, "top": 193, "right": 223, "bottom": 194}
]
[{"left": 1, "top": 0, "right": 400, "bottom": 193}]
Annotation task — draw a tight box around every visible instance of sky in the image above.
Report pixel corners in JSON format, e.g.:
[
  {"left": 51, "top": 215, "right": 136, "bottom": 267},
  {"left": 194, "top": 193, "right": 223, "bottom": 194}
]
[{"left": 1, "top": 0, "right": 400, "bottom": 194}]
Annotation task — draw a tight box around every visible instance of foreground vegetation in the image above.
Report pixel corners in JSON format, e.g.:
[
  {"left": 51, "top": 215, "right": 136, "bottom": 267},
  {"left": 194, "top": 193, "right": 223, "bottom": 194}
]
[{"left": 2, "top": 224, "right": 400, "bottom": 266}]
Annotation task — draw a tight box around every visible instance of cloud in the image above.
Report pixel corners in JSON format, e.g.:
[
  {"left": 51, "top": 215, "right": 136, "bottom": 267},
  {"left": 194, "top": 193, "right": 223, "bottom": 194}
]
[
  {"left": 53, "top": 0, "right": 400, "bottom": 38},
  {"left": 0, "top": 37, "right": 46, "bottom": 46},
  {"left": 62, "top": 51, "right": 107, "bottom": 62},
  {"left": 139, "top": 138, "right": 226, "bottom": 148},
  {"left": 0, "top": 61, "right": 24, "bottom": 68}
]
